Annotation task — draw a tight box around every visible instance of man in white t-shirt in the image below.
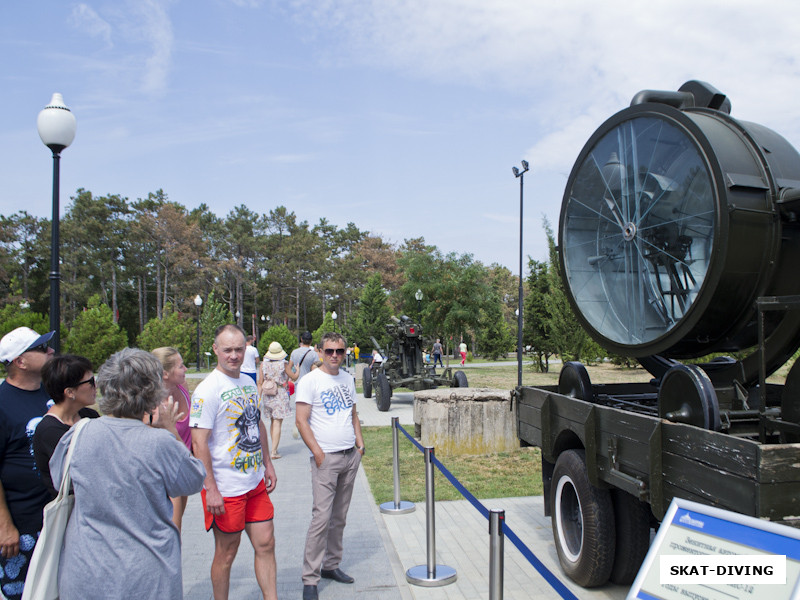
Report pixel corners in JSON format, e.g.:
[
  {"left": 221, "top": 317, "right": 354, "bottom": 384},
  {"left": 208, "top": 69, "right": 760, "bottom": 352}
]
[
  {"left": 190, "top": 324, "right": 278, "bottom": 600},
  {"left": 295, "top": 332, "right": 365, "bottom": 600},
  {"left": 241, "top": 334, "right": 260, "bottom": 385}
]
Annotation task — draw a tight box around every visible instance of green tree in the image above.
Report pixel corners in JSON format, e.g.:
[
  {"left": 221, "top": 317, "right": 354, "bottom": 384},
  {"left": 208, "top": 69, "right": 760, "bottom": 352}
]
[
  {"left": 257, "top": 324, "right": 298, "bottom": 358},
  {"left": 0, "top": 304, "right": 49, "bottom": 340},
  {"left": 313, "top": 312, "right": 340, "bottom": 345},
  {"left": 199, "top": 292, "right": 234, "bottom": 361},
  {"left": 350, "top": 273, "right": 392, "bottom": 351},
  {"left": 476, "top": 300, "right": 514, "bottom": 360},
  {"left": 136, "top": 303, "right": 196, "bottom": 364},
  {"left": 524, "top": 258, "right": 555, "bottom": 372},
  {"left": 63, "top": 295, "right": 127, "bottom": 367}
]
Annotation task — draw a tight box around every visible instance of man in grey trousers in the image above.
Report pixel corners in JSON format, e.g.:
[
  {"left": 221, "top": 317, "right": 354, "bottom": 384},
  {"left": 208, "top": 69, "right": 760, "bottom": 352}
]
[{"left": 295, "top": 331, "right": 365, "bottom": 600}]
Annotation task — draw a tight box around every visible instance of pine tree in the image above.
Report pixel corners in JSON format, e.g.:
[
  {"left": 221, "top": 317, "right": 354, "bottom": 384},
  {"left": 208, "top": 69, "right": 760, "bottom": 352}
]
[
  {"left": 349, "top": 273, "right": 392, "bottom": 351},
  {"left": 63, "top": 295, "right": 127, "bottom": 367}
]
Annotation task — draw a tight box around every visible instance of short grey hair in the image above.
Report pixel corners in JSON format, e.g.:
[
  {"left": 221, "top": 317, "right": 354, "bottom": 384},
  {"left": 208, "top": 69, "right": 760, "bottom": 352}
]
[{"left": 97, "top": 348, "right": 166, "bottom": 418}]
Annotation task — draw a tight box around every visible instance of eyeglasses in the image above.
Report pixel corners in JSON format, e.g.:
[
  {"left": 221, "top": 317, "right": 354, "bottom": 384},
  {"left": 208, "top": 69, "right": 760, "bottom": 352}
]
[
  {"left": 75, "top": 376, "right": 95, "bottom": 388},
  {"left": 323, "top": 348, "right": 346, "bottom": 356},
  {"left": 27, "top": 343, "right": 49, "bottom": 354}
]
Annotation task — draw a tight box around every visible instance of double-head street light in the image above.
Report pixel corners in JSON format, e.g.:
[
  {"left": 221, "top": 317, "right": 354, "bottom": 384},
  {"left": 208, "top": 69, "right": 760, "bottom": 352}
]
[
  {"left": 512, "top": 159, "right": 530, "bottom": 388},
  {"left": 37, "top": 93, "right": 77, "bottom": 354}
]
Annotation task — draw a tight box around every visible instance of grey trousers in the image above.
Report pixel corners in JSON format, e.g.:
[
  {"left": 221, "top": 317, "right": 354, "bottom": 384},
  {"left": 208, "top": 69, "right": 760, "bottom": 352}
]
[{"left": 302, "top": 449, "right": 361, "bottom": 584}]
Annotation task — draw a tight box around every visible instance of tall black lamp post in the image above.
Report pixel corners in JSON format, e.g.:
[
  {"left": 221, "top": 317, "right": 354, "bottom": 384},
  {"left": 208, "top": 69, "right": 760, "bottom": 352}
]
[
  {"left": 512, "top": 159, "right": 530, "bottom": 388},
  {"left": 37, "top": 93, "right": 76, "bottom": 354},
  {"left": 415, "top": 288, "right": 423, "bottom": 318},
  {"left": 331, "top": 310, "right": 338, "bottom": 333},
  {"left": 194, "top": 294, "right": 203, "bottom": 371}
]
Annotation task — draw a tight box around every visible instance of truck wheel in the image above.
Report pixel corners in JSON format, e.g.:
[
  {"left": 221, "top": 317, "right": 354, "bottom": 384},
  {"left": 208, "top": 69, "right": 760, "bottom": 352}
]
[
  {"left": 453, "top": 371, "right": 468, "bottom": 387},
  {"left": 609, "top": 489, "right": 651, "bottom": 585},
  {"left": 363, "top": 367, "right": 373, "bottom": 398},
  {"left": 551, "top": 449, "right": 615, "bottom": 587},
  {"left": 376, "top": 370, "right": 392, "bottom": 412}
]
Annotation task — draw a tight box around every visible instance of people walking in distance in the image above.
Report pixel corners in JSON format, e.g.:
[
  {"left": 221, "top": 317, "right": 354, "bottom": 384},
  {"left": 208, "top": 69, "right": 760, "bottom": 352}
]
[
  {"left": 241, "top": 335, "right": 260, "bottom": 385},
  {"left": 0, "top": 327, "right": 54, "bottom": 600},
  {"left": 295, "top": 332, "right": 365, "bottom": 600},
  {"left": 190, "top": 324, "right": 278, "bottom": 600},
  {"left": 432, "top": 338, "right": 444, "bottom": 368},
  {"left": 258, "top": 341, "right": 291, "bottom": 459},
  {"left": 459, "top": 340, "right": 468, "bottom": 366}
]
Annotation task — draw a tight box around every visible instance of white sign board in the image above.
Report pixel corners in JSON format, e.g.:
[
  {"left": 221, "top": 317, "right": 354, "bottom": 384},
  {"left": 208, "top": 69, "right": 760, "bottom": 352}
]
[{"left": 628, "top": 497, "right": 800, "bottom": 600}]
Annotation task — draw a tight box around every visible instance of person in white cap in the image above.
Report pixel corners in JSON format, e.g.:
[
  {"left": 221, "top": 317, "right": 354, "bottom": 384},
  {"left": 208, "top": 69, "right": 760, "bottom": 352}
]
[{"left": 0, "top": 326, "right": 55, "bottom": 600}]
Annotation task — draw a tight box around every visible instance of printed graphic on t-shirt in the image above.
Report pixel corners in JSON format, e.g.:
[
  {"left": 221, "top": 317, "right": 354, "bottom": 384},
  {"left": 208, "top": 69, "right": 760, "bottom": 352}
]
[
  {"left": 190, "top": 396, "right": 204, "bottom": 420},
  {"left": 321, "top": 384, "right": 354, "bottom": 415},
  {"left": 222, "top": 383, "right": 263, "bottom": 473}
]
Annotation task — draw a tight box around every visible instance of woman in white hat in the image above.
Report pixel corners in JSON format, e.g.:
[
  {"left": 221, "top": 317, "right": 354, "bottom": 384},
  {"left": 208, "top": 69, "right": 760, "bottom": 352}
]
[{"left": 257, "top": 341, "right": 291, "bottom": 458}]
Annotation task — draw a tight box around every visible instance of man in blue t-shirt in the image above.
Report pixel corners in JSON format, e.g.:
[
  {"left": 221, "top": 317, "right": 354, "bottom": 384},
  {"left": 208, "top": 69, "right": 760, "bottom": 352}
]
[{"left": 0, "top": 327, "right": 55, "bottom": 600}]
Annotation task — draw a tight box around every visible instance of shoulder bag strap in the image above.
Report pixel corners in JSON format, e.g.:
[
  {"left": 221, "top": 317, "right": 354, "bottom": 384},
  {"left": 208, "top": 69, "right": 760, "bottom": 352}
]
[
  {"left": 298, "top": 349, "right": 311, "bottom": 368},
  {"left": 54, "top": 418, "right": 91, "bottom": 502}
]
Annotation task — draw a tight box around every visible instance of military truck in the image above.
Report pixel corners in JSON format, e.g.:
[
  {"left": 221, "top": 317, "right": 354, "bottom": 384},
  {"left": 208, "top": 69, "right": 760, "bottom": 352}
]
[
  {"left": 363, "top": 315, "right": 468, "bottom": 411},
  {"left": 516, "top": 81, "right": 800, "bottom": 588}
]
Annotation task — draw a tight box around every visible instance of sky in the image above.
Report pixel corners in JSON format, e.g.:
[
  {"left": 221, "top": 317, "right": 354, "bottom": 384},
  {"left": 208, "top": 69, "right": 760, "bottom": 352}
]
[{"left": 2, "top": 0, "right": 800, "bottom": 272}]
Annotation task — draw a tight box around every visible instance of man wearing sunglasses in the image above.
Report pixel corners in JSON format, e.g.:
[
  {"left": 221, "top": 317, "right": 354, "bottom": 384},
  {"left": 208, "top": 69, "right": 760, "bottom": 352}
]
[
  {"left": 0, "top": 327, "right": 55, "bottom": 600},
  {"left": 295, "top": 332, "right": 365, "bottom": 600}
]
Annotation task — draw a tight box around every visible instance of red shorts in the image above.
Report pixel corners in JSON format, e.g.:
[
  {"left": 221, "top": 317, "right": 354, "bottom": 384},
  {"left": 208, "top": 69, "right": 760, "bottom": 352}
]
[{"left": 201, "top": 479, "right": 274, "bottom": 533}]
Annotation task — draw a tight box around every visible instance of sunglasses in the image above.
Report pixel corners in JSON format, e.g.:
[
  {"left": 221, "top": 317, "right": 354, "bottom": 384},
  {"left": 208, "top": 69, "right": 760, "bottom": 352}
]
[
  {"left": 323, "top": 348, "right": 346, "bottom": 356},
  {"left": 74, "top": 376, "right": 95, "bottom": 388},
  {"left": 27, "top": 343, "right": 50, "bottom": 354}
]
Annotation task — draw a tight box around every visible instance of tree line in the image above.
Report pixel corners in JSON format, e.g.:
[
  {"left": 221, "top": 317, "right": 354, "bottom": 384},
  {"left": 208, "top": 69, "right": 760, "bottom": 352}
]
[{"left": 1, "top": 188, "right": 553, "bottom": 366}]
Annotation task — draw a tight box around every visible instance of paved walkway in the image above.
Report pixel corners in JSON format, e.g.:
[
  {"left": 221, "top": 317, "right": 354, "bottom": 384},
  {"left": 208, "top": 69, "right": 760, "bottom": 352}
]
[{"left": 181, "top": 378, "right": 629, "bottom": 600}]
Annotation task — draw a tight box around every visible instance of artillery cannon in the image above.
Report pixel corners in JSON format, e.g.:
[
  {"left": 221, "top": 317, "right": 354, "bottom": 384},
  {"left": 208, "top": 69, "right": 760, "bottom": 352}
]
[
  {"left": 362, "top": 315, "right": 468, "bottom": 411},
  {"left": 516, "top": 81, "right": 800, "bottom": 588}
]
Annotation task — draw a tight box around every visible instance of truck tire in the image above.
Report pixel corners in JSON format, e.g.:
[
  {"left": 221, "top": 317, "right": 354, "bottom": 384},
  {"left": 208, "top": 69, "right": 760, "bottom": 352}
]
[
  {"left": 363, "top": 367, "right": 373, "bottom": 398},
  {"left": 609, "top": 489, "right": 651, "bottom": 585},
  {"left": 376, "top": 370, "right": 392, "bottom": 412},
  {"left": 453, "top": 371, "right": 468, "bottom": 387},
  {"left": 551, "top": 449, "right": 615, "bottom": 587}
]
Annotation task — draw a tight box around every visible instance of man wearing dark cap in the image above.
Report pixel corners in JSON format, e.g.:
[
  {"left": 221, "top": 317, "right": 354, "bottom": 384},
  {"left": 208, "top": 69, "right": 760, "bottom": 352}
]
[{"left": 0, "top": 327, "right": 55, "bottom": 600}]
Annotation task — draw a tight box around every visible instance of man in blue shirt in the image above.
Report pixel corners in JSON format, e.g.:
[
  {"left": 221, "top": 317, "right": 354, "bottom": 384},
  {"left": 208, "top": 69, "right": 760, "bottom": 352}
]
[{"left": 0, "top": 327, "right": 55, "bottom": 600}]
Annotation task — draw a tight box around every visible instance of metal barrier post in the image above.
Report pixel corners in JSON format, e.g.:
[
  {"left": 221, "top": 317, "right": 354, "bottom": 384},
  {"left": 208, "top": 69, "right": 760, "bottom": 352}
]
[
  {"left": 406, "top": 446, "right": 457, "bottom": 586},
  {"left": 489, "top": 509, "right": 505, "bottom": 600},
  {"left": 380, "top": 417, "right": 415, "bottom": 514}
]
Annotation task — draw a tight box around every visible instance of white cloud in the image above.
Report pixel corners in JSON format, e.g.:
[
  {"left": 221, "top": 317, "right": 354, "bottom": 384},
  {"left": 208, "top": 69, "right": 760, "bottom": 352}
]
[
  {"left": 69, "top": 3, "right": 113, "bottom": 49},
  {"left": 131, "top": 0, "right": 174, "bottom": 94}
]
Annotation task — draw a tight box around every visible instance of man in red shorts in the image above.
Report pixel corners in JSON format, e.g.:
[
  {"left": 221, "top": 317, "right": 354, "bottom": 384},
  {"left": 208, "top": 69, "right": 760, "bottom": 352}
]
[{"left": 190, "top": 324, "right": 278, "bottom": 600}]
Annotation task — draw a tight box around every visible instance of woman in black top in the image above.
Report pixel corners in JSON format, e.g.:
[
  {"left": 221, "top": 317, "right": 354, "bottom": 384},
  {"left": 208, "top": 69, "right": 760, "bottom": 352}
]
[{"left": 33, "top": 354, "right": 99, "bottom": 499}]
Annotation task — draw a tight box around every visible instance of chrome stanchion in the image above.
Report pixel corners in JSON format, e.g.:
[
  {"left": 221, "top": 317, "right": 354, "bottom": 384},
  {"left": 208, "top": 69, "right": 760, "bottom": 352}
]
[
  {"left": 405, "top": 446, "right": 457, "bottom": 587},
  {"left": 380, "top": 417, "right": 415, "bottom": 514},
  {"left": 489, "top": 509, "right": 505, "bottom": 600}
]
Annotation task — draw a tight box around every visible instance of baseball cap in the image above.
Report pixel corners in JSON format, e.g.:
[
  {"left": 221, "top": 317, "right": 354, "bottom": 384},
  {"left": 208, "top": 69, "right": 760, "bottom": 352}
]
[{"left": 0, "top": 327, "right": 55, "bottom": 363}]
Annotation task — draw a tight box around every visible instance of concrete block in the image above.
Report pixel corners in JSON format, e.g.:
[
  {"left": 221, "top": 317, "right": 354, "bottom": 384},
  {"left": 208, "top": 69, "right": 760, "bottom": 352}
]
[{"left": 413, "top": 388, "right": 518, "bottom": 455}]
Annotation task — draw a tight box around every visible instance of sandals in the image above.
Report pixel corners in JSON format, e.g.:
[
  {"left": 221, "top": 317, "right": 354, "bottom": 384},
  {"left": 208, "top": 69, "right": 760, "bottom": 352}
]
[{"left": 271, "top": 453, "right": 282, "bottom": 460}]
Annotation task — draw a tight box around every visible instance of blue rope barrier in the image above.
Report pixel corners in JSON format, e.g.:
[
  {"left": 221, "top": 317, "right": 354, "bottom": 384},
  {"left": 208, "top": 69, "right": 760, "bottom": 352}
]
[{"left": 394, "top": 422, "right": 580, "bottom": 600}]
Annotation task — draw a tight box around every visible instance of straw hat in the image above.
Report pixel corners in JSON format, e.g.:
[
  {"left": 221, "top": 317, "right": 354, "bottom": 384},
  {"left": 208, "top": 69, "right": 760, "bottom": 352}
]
[{"left": 264, "top": 341, "right": 287, "bottom": 360}]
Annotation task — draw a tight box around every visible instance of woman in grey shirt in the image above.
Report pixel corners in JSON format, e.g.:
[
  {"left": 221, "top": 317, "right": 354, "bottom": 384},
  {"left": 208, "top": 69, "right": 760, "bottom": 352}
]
[{"left": 50, "top": 348, "right": 205, "bottom": 600}]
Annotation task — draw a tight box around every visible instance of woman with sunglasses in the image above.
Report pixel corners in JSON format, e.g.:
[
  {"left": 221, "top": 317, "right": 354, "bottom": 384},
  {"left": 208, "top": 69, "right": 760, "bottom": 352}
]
[{"left": 34, "top": 354, "right": 100, "bottom": 500}]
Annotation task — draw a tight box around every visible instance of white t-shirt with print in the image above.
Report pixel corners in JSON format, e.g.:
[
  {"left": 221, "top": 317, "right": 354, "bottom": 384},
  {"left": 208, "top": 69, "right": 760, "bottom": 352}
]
[
  {"left": 189, "top": 369, "right": 264, "bottom": 496},
  {"left": 295, "top": 368, "right": 356, "bottom": 453}
]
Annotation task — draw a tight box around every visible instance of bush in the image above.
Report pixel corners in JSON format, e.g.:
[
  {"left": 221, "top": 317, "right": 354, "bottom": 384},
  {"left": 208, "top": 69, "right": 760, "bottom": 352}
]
[
  {"left": 63, "top": 295, "right": 127, "bottom": 367},
  {"left": 258, "top": 324, "right": 298, "bottom": 358},
  {"left": 0, "top": 304, "right": 49, "bottom": 340},
  {"left": 137, "top": 304, "right": 196, "bottom": 365}
]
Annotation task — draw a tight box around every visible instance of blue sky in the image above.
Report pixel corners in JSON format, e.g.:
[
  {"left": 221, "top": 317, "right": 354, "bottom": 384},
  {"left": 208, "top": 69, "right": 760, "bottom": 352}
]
[{"left": 2, "top": 1, "right": 800, "bottom": 271}]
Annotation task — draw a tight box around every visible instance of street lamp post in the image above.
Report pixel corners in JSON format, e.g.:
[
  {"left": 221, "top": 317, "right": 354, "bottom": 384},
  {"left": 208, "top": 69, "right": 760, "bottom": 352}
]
[
  {"left": 512, "top": 160, "right": 530, "bottom": 388},
  {"left": 415, "top": 288, "right": 423, "bottom": 318},
  {"left": 37, "top": 93, "right": 76, "bottom": 354},
  {"left": 194, "top": 295, "right": 203, "bottom": 371},
  {"left": 331, "top": 310, "right": 338, "bottom": 333}
]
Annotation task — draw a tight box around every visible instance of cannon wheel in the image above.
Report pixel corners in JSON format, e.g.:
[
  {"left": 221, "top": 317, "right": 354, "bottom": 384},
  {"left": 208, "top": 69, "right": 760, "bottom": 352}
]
[
  {"left": 376, "top": 370, "right": 392, "bottom": 412},
  {"left": 551, "top": 449, "right": 615, "bottom": 587},
  {"left": 609, "top": 489, "right": 651, "bottom": 585},
  {"left": 453, "top": 371, "right": 468, "bottom": 387},
  {"left": 363, "top": 366, "right": 373, "bottom": 398}
]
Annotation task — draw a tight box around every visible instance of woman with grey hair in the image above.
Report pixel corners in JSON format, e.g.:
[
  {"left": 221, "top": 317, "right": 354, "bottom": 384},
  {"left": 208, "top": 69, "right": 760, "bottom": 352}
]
[{"left": 49, "top": 348, "right": 205, "bottom": 600}]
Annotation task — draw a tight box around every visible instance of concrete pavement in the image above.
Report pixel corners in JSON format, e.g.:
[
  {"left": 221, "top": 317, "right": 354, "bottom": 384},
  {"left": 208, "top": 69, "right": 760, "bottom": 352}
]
[{"left": 180, "top": 376, "right": 630, "bottom": 600}]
